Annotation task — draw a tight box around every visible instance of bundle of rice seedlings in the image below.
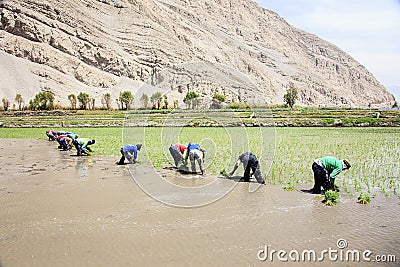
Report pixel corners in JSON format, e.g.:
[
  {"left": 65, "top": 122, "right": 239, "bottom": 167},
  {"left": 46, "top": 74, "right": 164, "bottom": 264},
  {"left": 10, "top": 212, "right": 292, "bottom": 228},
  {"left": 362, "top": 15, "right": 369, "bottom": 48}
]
[
  {"left": 357, "top": 192, "right": 371, "bottom": 204},
  {"left": 323, "top": 190, "right": 339, "bottom": 206}
]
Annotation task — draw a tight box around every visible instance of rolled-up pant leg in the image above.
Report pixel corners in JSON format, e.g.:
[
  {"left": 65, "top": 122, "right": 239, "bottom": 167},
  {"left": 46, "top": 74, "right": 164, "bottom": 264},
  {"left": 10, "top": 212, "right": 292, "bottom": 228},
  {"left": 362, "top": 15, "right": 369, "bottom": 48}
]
[{"left": 169, "top": 146, "right": 182, "bottom": 167}]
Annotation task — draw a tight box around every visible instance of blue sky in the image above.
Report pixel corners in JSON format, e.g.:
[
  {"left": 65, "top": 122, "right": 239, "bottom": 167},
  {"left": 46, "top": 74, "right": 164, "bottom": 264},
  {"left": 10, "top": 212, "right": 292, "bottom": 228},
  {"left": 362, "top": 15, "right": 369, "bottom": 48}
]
[{"left": 254, "top": 0, "right": 400, "bottom": 101}]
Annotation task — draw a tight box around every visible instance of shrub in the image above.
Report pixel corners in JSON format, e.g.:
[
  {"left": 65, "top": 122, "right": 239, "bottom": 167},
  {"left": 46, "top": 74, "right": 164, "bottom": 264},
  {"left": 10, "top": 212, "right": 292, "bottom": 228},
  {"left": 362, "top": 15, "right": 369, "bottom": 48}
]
[{"left": 227, "top": 102, "right": 250, "bottom": 110}]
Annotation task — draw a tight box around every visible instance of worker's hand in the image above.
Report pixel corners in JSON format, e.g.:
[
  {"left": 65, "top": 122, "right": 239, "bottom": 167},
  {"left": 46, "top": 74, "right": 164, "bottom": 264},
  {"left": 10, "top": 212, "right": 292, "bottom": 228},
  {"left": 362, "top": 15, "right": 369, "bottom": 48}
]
[{"left": 228, "top": 172, "right": 233, "bottom": 177}]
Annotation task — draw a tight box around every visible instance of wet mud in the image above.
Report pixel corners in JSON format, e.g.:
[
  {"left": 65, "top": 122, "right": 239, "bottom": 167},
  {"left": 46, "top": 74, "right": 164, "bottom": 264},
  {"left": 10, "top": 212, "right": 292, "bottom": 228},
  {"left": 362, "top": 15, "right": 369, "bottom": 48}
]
[{"left": 0, "top": 139, "right": 399, "bottom": 266}]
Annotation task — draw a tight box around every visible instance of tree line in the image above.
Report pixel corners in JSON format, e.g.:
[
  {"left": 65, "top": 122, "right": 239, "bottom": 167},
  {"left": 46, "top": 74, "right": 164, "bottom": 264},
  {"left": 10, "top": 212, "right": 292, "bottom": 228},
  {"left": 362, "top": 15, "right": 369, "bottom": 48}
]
[{"left": 1, "top": 82, "right": 308, "bottom": 111}]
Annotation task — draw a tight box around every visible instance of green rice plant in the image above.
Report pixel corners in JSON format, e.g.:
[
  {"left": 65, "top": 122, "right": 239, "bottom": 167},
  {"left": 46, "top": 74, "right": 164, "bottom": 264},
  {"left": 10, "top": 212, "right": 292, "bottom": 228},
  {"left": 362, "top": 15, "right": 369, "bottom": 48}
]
[
  {"left": 220, "top": 169, "right": 228, "bottom": 176},
  {"left": 323, "top": 190, "right": 339, "bottom": 206},
  {"left": 357, "top": 192, "right": 371, "bottom": 204},
  {"left": 283, "top": 182, "right": 295, "bottom": 191},
  {"left": 394, "top": 186, "right": 399, "bottom": 197},
  {"left": 1, "top": 126, "right": 399, "bottom": 200}
]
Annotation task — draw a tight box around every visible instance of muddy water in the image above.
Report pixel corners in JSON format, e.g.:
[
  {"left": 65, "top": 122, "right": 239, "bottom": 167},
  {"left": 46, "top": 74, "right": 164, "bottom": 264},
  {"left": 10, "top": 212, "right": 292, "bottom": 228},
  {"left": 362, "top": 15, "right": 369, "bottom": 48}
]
[{"left": 0, "top": 139, "right": 399, "bottom": 266}]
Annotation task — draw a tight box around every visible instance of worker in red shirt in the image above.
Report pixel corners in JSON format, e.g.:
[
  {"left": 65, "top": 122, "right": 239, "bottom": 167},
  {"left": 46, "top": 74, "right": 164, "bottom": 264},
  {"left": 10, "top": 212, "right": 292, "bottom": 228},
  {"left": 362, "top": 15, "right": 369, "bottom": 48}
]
[
  {"left": 59, "top": 136, "right": 73, "bottom": 150},
  {"left": 169, "top": 143, "right": 187, "bottom": 168}
]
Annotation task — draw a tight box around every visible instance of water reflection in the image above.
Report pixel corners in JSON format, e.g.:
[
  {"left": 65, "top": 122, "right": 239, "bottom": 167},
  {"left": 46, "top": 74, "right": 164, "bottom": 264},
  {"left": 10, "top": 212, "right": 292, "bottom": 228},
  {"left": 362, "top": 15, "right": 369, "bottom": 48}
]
[{"left": 75, "top": 157, "right": 93, "bottom": 180}]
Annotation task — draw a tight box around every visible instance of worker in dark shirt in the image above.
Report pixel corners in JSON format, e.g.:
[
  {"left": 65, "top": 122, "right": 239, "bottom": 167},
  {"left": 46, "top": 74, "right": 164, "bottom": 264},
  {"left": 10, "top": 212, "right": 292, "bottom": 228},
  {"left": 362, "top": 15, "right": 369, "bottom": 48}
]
[{"left": 229, "top": 152, "right": 265, "bottom": 184}]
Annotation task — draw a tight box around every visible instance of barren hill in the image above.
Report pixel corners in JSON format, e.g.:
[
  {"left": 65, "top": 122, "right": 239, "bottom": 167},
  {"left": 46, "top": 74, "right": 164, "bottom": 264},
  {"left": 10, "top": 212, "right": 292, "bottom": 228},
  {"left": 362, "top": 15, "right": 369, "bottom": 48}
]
[{"left": 0, "top": 0, "right": 395, "bottom": 108}]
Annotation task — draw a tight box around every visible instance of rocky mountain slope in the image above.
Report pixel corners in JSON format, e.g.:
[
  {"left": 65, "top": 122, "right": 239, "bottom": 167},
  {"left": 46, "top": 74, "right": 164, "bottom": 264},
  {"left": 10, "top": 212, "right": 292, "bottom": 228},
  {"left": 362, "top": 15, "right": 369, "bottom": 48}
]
[{"left": 0, "top": 0, "right": 395, "bottom": 108}]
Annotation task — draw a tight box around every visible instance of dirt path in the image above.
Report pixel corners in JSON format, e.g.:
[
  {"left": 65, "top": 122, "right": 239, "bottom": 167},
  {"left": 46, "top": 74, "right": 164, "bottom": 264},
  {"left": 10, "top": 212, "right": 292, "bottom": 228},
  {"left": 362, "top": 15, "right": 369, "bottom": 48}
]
[{"left": 0, "top": 139, "right": 399, "bottom": 266}]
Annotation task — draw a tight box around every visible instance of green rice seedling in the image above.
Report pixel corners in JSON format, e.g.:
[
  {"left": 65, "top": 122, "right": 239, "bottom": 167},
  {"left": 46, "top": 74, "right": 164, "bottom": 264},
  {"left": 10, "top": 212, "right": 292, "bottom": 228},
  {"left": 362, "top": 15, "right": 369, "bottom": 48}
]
[
  {"left": 220, "top": 169, "right": 228, "bottom": 177},
  {"left": 283, "top": 182, "right": 295, "bottom": 191},
  {"left": 357, "top": 192, "right": 371, "bottom": 204},
  {"left": 323, "top": 190, "right": 339, "bottom": 206},
  {"left": 394, "top": 186, "right": 399, "bottom": 197},
  {"left": 1, "top": 126, "right": 399, "bottom": 199}
]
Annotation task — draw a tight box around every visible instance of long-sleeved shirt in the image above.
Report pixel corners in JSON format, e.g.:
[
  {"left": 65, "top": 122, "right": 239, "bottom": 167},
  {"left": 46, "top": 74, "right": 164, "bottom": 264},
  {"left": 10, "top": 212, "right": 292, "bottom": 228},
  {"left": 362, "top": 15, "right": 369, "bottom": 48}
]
[
  {"left": 320, "top": 156, "right": 343, "bottom": 179},
  {"left": 75, "top": 138, "right": 93, "bottom": 149},
  {"left": 123, "top": 144, "right": 139, "bottom": 160}
]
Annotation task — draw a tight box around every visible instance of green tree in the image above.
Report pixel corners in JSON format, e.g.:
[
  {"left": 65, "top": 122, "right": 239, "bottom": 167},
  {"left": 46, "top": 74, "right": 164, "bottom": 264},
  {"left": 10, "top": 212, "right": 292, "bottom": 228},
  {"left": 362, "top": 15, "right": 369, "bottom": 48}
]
[
  {"left": 212, "top": 93, "right": 226, "bottom": 103},
  {"left": 2, "top": 98, "right": 10, "bottom": 111},
  {"left": 77, "top": 92, "right": 90, "bottom": 110},
  {"left": 68, "top": 94, "right": 77, "bottom": 110},
  {"left": 30, "top": 91, "right": 54, "bottom": 110},
  {"left": 119, "top": 91, "right": 134, "bottom": 110},
  {"left": 101, "top": 93, "right": 112, "bottom": 110},
  {"left": 283, "top": 82, "right": 298, "bottom": 109},
  {"left": 173, "top": 99, "right": 179, "bottom": 109},
  {"left": 183, "top": 91, "right": 200, "bottom": 109},
  {"left": 140, "top": 93, "right": 149, "bottom": 109},
  {"left": 15, "top": 94, "right": 24, "bottom": 110},
  {"left": 150, "top": 92, "right": 162, "bottom": 110},
  {"left": 211, "top": 93, "right": 226, "bottom": 109}
]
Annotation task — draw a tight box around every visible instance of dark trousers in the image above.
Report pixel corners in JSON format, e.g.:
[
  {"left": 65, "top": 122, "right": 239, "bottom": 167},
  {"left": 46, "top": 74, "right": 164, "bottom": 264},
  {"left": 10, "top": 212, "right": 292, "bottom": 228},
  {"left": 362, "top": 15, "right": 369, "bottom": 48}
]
[
  {"left": 118, "top": 148, "right": 125, "bottom": 164},
  {"left": 243, "top": 164, "right": 253, "bottom": 182},
  {"left": 312, "top": 162, "right": 331, "bottom": 193},
  {"left": 244, "top": 164, "right": 265, "bottom": 184},
  {"left": 60, "top": 139, "right": 69, "bottom": 150},
  {"left": 73, "top": 142, "right": 82, "bottom": 155},
  {"left": 243, "top": 160, "right": 263, "bottom": 183}
]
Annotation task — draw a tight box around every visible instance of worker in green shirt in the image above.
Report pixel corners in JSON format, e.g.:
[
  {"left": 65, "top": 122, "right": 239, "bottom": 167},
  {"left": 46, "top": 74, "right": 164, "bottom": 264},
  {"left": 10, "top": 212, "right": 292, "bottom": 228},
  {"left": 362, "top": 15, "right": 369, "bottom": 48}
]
[{"left": 310, "top": 156, "right": 351, "bottom": 194}]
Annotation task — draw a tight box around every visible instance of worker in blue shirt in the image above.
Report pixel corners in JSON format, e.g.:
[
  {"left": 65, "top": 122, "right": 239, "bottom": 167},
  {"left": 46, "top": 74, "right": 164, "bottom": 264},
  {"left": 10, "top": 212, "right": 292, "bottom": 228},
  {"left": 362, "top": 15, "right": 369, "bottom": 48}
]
[
  {"left": 183, "top": 143, "right": 205, "bottom": 175},
  {"left": 118, "top": 144, "right": 142, "bottom": 165}
]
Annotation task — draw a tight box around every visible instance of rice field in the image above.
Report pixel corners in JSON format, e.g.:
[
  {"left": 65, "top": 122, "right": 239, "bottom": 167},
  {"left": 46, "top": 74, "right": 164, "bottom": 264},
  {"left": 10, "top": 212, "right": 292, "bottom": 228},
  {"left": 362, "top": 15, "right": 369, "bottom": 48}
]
[{"left": 1, "top": 127, "right": 399, "bottom": 198}]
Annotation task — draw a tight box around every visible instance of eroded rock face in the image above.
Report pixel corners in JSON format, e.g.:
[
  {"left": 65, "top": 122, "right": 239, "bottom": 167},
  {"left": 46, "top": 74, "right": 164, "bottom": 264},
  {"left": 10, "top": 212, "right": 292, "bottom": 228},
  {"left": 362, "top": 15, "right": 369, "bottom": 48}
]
[{"left": 0, "top": 0, "right": 395, "bottom": 108}]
